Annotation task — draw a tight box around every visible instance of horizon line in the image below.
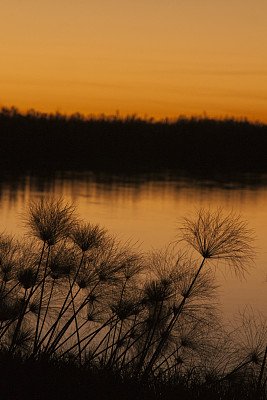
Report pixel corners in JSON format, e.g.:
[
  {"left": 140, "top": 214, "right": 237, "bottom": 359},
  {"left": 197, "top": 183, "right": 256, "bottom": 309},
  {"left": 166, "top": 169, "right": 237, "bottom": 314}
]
[{"left": 1, "top": 105, "right": 266, "bottom": 126}]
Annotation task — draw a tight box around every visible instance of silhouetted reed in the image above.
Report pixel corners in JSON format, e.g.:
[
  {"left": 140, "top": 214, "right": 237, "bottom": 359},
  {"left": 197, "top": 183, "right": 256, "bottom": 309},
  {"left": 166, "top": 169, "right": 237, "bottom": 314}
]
[
  {"left": 141, "top": 209, "right": 255, "bottom": 379},
  {"left": 0, "top": 199, "right": 265, "bottom": 399}
]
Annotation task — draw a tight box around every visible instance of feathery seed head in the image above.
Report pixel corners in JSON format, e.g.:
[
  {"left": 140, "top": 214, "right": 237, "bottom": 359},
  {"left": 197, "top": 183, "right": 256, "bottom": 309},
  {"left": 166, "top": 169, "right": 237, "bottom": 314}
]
[
  {"left": 70, "top": 222, "right": 107, "bottom": 252},
  {"left": 179, "top": 208, "right": 255, "bottom": 276},
  {"left": 175, "top": 355, "right": 183, "bottom": 365},
  {"left": 28, "top": 299, "right": 39, "bottom": 315},
  {"left": 143, "top": 279, "right": 174, "bottom": 304},
  {"left": 0, "top": 295, "right": 24, "bottom": 322},
  {"left": 25, "top": 198, "right": 75, "bottom": 245},
  {"left": 76, "top": 267, "right": 96, "bottom": 288},
  {"left": 86, "top": 310, "right": 96, "bottom": 322},
  {"left": 7, "top": 324, "right": 33, "bottom": 351},
  {"left": 180, "top": 336, "right": 194, "bottom": 349},
  {"left": 0, "top": 234, "right": 19, "bottom": 280},
  {"left": 231, "top": 309, "right": 267, "bottom": 367},
  {"left": 250, "top": 350, "right": 260, "bottom": 364},
  {"left": 111, "top": 299, "right": 138, "bottom": 321},
  {"left": 48, "top": 250, "right": 76, "bottom": 279},
  {"left": 17, "top": 267, "right": 37, "bottom": 289},
  {"left": 77, "top": 276, "right": 88, "bottom": 289},
  {"left": 88, "top": 293, "right": 98, "bottom": 304},
  {"left": 0, "top": 262, "right": 13, "bottom": 276}
]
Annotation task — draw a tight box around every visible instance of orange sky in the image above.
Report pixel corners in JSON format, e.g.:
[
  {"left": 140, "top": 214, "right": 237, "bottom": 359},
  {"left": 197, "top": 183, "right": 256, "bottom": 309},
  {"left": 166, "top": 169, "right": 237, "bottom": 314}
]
[{"left": 1, "top": 0, "right": 267, "bottom": 122}]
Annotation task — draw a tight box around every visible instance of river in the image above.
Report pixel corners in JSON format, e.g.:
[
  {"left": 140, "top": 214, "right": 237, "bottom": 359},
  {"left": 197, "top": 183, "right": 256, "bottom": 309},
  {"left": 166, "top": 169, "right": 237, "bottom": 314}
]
[{"left": 0, "top": 171, "right": 266, "bottom": 320}]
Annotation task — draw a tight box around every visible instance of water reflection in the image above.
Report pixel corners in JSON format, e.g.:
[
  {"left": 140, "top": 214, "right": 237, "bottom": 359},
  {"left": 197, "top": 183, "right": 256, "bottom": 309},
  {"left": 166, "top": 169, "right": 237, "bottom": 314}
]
[{"left": 0, "top": 171, "right": 266, "bottom": 320}]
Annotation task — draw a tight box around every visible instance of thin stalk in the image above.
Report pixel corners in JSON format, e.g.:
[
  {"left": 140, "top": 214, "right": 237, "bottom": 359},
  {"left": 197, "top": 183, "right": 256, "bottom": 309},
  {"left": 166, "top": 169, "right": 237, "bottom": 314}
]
[
  {"left": 116, "top": 311, "right": 172, "bottom": 371},
  {"left": 86, "top": 328, "right": 128, "bottom": 362},
  {"left": 0, "top": 277, "right": 5, "bottom": 293},
  {"left": 137, "top": 300, "right": 164, "bottom": 371},
  {"left": 103, "top": 324, "right": 112, "bottom": 364},
  {"left": 46, "top": 280, "right": 101, "bottom": 354},
  {"left": 36, "top": 278, "right": 56, "bottom": 346},
  {"left": 39, "top": 251, "right": 85, "bottom": 352},
  {"left": 122, "top": 337, "right": 160, "bottom": 371},
  {"left": 153, "top": 346, "right": 182, "bottom": 373},
  {"left": 53, "top": 318, "right": 89, "bottom": 353},
  {"left": 0, "top": 318, "right": 17, "bottom": 340},
  {"left": 113, "top": 320, "right": 155, "bottom": 367},
  {"left": 159, "top": 357, "right": 182, "bottom": 377},
  {"left": 108, "top": 319, "right": 125, "bottom": 367},
  {"left": 37, "top": 285, "right": 82, "bottom": 352},
  {"left": 120, "top": 314, "right": 137, "bottom": 370},
  {"left": 82, "top": 321, "right": 118, "bottom": 363},
  {"left": 8, "top": 242, "right": 46, "bottom": 353},
  {"left": 257, "top": 345, "right": 267, "bottom": 390},
  {"left": 143, "top": 257, "right": 206, "bottom": 379},
  {"left": 107, "top": 319, "right": 119, "bottom": 363},
  {"left": 33, "top": 245, "right": 51, "bottom": 353},
  {"left": 68, "top": 275, "right": 82, "bottom": 366},
  {"left": 1, "top": 281, "right": 20, "bottom": 299},
  {"left": 217, "top": 359, "right": 253, "bottom": 382},
  {"left": 57, "top": 315, "right": 117, "bottom": 359},
  {"left": 106, "top": 279, "right": 127, "bottom": 365},
  {"left": 28, "top": 242, "right": 46, "bottom": 300}
]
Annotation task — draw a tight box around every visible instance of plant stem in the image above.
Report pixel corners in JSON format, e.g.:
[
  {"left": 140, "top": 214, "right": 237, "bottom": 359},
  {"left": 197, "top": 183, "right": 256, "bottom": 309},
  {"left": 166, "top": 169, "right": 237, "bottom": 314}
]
[
  {"left": 257, "top": 345, "right": 267, "bottom": 390},
  {"left": 33, "top": 245, "right": 51, "bottom": 354},
  {"left": 142, "top": 257, "right": 206, "bottom": 379}
]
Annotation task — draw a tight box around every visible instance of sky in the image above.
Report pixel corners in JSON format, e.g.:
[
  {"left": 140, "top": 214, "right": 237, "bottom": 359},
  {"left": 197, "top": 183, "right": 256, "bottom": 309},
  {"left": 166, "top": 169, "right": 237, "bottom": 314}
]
[{"left": 1, "top": 0, "right": 267, "bottom": 122}]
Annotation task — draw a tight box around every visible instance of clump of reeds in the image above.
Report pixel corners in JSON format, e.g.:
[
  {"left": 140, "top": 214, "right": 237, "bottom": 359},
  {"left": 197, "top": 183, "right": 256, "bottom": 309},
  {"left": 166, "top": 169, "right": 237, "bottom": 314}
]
[{"left": 0, "top": 200, "right": 265, "bottom": 399}]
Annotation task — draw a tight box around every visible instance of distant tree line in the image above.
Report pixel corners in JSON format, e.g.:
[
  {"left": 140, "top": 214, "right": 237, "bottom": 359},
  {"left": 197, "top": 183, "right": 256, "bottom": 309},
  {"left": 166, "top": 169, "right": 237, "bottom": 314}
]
[{"left": 1, "top": 107, "right": 267, "bottom": 175}]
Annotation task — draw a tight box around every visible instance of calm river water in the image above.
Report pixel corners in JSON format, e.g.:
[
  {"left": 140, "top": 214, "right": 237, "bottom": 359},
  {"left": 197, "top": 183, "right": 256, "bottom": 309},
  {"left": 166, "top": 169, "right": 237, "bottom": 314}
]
[{"left": 0, "top": 171, "right": 266, "bottom": 320}]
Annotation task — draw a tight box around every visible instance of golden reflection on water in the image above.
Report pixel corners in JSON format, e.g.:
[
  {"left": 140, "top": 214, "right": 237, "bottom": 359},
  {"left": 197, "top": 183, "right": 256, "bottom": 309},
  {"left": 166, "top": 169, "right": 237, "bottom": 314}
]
[{"left": 0, "top": 173, "right": 266, "bottom": 320}]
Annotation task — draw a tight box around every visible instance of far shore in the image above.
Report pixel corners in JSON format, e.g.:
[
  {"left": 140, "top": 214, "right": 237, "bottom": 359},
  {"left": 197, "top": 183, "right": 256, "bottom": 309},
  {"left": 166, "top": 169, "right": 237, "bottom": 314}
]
[{"left": 1, "top": 107, "right": 267, "bottom": 178}]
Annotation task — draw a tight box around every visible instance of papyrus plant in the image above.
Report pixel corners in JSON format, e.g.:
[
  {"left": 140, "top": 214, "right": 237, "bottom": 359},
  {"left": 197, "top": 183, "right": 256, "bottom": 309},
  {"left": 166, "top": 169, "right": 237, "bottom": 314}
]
[{"left": 143, "top": 208, "right": 255, "bottom": 378}]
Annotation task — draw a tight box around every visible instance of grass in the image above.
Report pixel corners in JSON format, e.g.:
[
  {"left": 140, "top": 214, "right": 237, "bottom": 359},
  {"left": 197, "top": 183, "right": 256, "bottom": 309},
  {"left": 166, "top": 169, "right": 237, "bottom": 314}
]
[{"left": 0, "top": 199, "right": 266, "bottom": 399}]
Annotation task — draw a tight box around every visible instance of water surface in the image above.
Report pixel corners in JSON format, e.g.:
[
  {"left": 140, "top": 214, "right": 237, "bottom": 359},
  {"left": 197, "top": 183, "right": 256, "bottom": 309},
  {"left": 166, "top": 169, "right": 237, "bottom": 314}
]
[{"left": 0, "top": 172, "right": 266, "bottom": 320}]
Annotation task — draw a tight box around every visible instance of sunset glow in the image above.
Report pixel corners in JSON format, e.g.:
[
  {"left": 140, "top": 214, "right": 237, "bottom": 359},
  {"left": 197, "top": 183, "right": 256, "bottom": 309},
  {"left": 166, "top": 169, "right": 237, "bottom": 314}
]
[{"left": 1, "top": 0, "right": 267, "bottom": 122}]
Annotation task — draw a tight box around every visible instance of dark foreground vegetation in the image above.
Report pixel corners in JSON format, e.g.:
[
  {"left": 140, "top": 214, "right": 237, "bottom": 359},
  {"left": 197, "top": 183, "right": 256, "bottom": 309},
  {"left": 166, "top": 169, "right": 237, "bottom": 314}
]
[
  {"left": 0, "top": 199, "right": 266, "bottom": 399},
  {"left": 1, "top": 107, "right": 267, "bottom": 177}
]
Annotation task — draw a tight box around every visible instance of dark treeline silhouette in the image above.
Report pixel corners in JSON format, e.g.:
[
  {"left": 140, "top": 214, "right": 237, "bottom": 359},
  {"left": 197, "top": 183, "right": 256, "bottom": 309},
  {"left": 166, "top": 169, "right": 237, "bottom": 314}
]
[{"left": 1, "top": 107, "right": 267, "bottom": 177}]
